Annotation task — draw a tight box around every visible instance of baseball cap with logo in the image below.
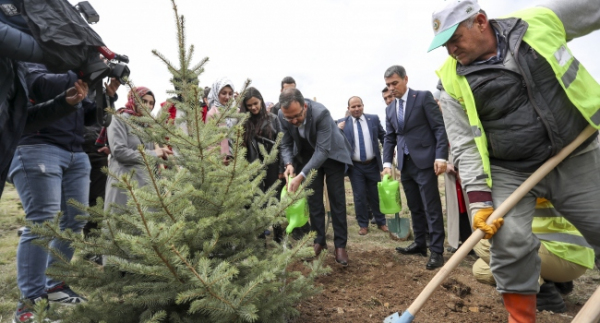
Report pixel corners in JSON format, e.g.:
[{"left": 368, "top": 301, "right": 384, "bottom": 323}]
[{"left": 427, "top": 0, "right": 481, "bottom": 52}]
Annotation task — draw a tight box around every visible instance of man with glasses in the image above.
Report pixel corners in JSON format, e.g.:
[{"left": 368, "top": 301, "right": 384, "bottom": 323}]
[{"left": 279, "top": 88, "right": 353, "bottom": 266}]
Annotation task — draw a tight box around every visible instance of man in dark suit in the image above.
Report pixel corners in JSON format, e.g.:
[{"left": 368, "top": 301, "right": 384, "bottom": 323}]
[
  {"left": 382, "top": 65, "right": 448, "bottom": 270},
  {"left": 279, "top": 88, "right": 353, "bottom": 266},
  {"left": 338, "top": 96, "right": 388, "bottom": 235}
]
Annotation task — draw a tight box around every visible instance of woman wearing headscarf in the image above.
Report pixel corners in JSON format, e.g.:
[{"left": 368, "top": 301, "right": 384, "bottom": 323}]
[
  {"left": 104, "top": 87, "right": 172, "bottom": 212},
  {"left": 205, "top": 77, "right": 236, "bottom": 164}
]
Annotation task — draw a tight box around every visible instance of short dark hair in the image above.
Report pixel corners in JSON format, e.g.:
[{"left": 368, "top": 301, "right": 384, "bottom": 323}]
[
  {"left": 280, "top": 76, "right": 296, "bottom": 90},
  {"left": 347, "top": 96, "right": 363, "bottom": 107},
  {"left": 382, "top": 87, "right": 389, "bottom": 93},
  {"left": 202, "top": 86, "right": 210, "bottom": 100},
  {"left": 279, "top": 88, "right": 304, "bottom": 110},
  {"left": 384, "top": 65, "right": 407, "bottom": 79}
]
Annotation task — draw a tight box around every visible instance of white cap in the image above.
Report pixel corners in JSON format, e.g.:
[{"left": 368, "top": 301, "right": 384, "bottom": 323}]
[{"left": 427, "top": 0, "right": 481, "bottom": 52}]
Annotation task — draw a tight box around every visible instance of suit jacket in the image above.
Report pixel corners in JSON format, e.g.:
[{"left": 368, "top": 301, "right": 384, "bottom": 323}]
[
  {"left": 383, "top": 88, "right": 448, "bottom": 171},
  {"left": 279, "top": 99, "right": 352, "bottom": 175},
  {"left": 341, "top": 114, "right": 385, "bottom": 172}
]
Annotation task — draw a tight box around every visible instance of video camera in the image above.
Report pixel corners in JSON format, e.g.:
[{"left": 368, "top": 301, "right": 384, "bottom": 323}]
[{"left": 74, "top": 1, "right": 130, "bottom": 86}]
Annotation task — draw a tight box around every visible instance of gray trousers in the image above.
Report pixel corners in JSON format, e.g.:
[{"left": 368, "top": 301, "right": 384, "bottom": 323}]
[{"left": 489, "top": 144, "right": 600, "bottom": 294}]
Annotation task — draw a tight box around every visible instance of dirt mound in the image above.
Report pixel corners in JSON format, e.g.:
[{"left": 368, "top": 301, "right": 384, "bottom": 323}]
[{"left": 292, "top": 249, "right": 579, "bottom": 322}]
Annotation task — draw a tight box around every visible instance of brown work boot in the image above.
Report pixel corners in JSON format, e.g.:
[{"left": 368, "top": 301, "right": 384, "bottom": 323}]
[
  {"left": 313, "top": 243, "right": 327, "bottom": 257},
  {"left": 378, "top": 225, "right": 389, "bottom": 232},
  {"left": 335, "top": 248, "right": 349, "bottom": 267},
  {"left": 358, "top": 227, "right": 368, "bottom": 235}
]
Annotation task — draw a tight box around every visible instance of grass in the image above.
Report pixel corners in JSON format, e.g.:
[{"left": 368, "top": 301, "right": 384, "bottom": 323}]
[{"left": 0, "top": 184, "right": 25, "bottom": 322}]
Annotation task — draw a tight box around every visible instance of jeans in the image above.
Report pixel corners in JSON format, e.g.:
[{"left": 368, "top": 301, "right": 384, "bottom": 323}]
[{"left": 8, "top": 144, "right": 90, "bottom": 299}]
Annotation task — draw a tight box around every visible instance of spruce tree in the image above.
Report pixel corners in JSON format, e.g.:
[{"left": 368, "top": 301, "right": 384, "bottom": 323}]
[{"left": 31, "top": 1, "right": 327, "bottom": 322}]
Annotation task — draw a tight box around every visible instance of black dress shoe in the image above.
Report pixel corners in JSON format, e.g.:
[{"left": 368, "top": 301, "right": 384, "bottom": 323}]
[
  {"left": 426, "top": 252, "right": 444, "bottom": 270},
  {"left": 396, "top": 242, "right": 427, "bottom": 256}
]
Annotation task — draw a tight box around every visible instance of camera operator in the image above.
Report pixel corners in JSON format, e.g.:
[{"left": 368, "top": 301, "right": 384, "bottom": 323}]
[
  {"left": 8, "top": 62, "right": 101, "bottom": 321},
  {"left": 0, "top": 2, "right": 88, "bottom": 198}
]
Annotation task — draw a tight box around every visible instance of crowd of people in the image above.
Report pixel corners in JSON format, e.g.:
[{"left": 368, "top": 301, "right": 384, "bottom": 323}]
[{"left": 2, "top": 0, "right": 600, "bottom": 322}]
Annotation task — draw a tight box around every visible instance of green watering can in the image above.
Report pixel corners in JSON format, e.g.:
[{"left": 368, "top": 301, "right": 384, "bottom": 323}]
[
  {"left": 378, "top": 174, "right": 401, "bottom": 214},
  {"left": 378, "top": 174, "right": 410, "bottom": 240},
  {"left": 281, "top": 177, "right": 309, "bottom": 234}
]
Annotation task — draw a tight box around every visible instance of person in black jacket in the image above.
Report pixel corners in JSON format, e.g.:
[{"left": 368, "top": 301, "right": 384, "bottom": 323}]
[
  {"left": 8, "top": 63, "right": 93, "bottom": 322},
  {"left": 240, "top": 87, "right": 285, "bottom": 242},
  {"left": 0, "top": 4, "right": 88, "bottom": 199}
]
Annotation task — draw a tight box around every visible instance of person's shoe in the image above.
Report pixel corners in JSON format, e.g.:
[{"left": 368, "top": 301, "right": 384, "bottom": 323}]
[
  {"left": 536, "top": 282, "right": 566, "bottom": 313},
  {"left": 47, "top": 283, "right": 87, "bottom": 305},
  {"left": 396, "top": 242, "right": 427, "bottom": 256},
  {"left": 554, "top": 281, "right": 574, "bottom": 295},
  {"left": 426, "top": 252, "right": 444, "bottom": 270},
  {"left": 358, "top": 227, "right": 369, "bottom": 235},
  {"left": 335, "top": 248, "right": 349, "bottom": 267},
  {"left": 378, "top": 225, "right": 389, "bottom": 232},
  {"left": 13, "top": 295, "right": 56, "bottom": 323},
  {"left": 313, "top": 243, "right": 327, "bottom": 257}
]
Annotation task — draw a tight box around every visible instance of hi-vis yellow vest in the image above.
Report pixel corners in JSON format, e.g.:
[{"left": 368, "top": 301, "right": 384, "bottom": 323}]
[
  {"left": 534, "top": 199, "right": 595, "bottom": 269},
  {"left": 437, "top": 7, "right": 600, "bottom": 188}
]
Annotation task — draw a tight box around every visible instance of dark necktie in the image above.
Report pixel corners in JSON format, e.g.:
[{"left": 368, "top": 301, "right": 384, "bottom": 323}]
[
  {"left": 397, "top": 98, "right": 405, "bottom": 130},
  {"left": 356, "top": 117, "right": 367, "bottom": 162},
  {"left": 397, "top": 99, "right": 409, "bottom": 155}
]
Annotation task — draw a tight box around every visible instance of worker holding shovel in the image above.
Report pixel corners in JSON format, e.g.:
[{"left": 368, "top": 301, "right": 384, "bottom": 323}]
[{"left": 429, "top": 0, "right": 600, "bottom": 322}]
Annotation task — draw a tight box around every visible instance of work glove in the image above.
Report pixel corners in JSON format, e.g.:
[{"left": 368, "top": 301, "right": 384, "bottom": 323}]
[{"left": 472, "top": 206, "right": 503, "bottom": 239}]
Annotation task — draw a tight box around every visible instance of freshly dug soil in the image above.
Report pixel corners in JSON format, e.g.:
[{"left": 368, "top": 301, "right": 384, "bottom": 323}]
[{"left": 292, "top": 249, "right": 580, "bottom": 323}]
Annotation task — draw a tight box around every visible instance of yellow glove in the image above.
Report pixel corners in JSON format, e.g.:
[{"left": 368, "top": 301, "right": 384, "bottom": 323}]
[{"left": 472, "top": 207, "right": 504, "bottom": 239}]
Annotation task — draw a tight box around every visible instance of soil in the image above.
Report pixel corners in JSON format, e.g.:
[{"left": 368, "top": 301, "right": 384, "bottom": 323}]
[{"left": 291, "top": 249, "right": 582, "bottom": 323}]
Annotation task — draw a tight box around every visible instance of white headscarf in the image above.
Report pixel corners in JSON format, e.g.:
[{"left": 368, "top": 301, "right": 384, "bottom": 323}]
[{"left": 207, "top": 77, "right": 235, "bottom": 110}]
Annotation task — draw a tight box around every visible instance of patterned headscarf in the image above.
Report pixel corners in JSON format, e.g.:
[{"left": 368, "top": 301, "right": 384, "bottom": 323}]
[
  {"left": 207, "top": 77, "right": 235, "bottom": 110},
  {"left": 96, "top": 86, "right": 155, "bottom": 146},
  {"left": 118, "top": 86, "right": 155, "bottom": 116}
]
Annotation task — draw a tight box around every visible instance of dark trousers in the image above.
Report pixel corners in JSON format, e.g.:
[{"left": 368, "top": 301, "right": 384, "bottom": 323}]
[
  {"left": 400, "top": 154, "right": 445, "bottom": 254},
  {"left": 304, "top": 159, "right": 348, "bottom": 248},
  {"left": 348, "top": 161, "right": 386, "bottom": 227},
  {"left": 83, "top": 151, "right": 108, "bottom": 236}
]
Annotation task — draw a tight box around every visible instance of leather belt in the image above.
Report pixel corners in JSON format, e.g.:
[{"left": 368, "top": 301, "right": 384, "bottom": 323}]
[{"left": 354, "top": 158, "right": 374, "bottom": 165}]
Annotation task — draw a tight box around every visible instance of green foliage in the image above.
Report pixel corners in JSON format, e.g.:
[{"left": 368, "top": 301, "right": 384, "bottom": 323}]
[{"left": 29, "top": 1, "right": 327, "bottom": 322}]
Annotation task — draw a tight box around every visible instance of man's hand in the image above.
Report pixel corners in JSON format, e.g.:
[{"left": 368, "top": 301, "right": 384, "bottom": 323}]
[
  {"left": 472, "top": 207, "right": 504, "bottom": 239},
  {"left": 65, "top": 80, "right": 89, "bottom": 106},
  {"left": 284, "top": 164, "right": 295, "bottom": 180},
  {"left": 105, "top": 77, "right": 120, "bottom": 98},
  {"left": 288, "top": 175, "right": 303, "bottom": 193},
  {"left": 381, "top": 167, "right": 392, "bottom": 177},
  {"left": 434, "top": 160, "right": 447, "bottom": 176},
  {"left": 338, "top": 121, "right": 345, "bottom": 130}
]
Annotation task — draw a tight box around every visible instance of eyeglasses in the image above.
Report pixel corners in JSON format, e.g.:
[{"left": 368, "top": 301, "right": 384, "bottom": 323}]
[{"left": 282, "top": 106, "right": 305, "bottom": 122}]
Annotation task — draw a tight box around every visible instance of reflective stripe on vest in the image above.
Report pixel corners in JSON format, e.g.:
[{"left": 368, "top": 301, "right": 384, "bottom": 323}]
[
  {"left": 437, "top": 7, "right": 600, "bottom": 188},
  {"left": 532, "top": 199, "right": 595, "bottom": 269}
]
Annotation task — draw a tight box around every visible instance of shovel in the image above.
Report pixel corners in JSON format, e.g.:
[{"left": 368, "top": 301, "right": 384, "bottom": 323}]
[
  {"left": 324, "top": 181, "right": 332, "bottom": 234},
  {"left": 386, "top": 161, "right": 411, "bottom": 240},
  {"left": 384, "top": 125, "right": 597, "bottom": 323}
]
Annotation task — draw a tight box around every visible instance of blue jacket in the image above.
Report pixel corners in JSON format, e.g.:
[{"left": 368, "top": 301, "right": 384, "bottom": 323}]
[{"left": 18, "top": 63, "right": 97, "bottom": 152}]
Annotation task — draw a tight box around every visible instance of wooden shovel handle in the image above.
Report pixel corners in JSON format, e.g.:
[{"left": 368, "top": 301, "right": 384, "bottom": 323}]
[
  {"left": 403, "top": 125, "right": 597, "bottom": 321},
  {"left": 572, "top": 284, "right": 600, "bottom": 323}
]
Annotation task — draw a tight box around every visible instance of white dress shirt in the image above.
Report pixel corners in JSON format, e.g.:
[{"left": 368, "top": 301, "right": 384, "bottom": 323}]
[{"left": 352, "top": 115, "right": 374, "bottom": 162}]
